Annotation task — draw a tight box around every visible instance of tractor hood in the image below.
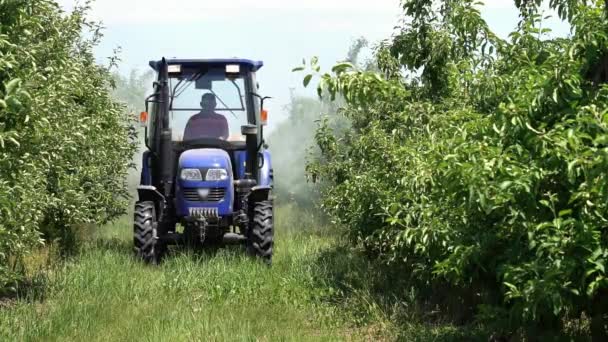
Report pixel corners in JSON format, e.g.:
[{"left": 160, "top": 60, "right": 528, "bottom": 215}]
[
  {"left": 179, "top": 148, "right": 232, "bottom": 171},
  {"left": 178, "top": 148, "right": 234, "bottom": 188}
]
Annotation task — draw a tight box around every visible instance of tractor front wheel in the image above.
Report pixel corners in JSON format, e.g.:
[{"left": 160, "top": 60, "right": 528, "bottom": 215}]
[
  {"left": 247, "top": 200, "right": 274, "bottom": 264},
  {"left": 134, "top": 201, "right": 165, "bottom": 264}
]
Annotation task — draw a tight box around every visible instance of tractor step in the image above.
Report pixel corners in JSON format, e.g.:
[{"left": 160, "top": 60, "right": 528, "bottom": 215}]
[
  {"left": 223, "top": 233, "right": 247, "bottom": 245},
  {"left": 158, "top": 232, "right": 246, "bottom": 246}
]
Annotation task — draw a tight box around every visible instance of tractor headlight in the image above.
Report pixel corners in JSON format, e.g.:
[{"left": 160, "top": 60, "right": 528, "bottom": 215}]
[
  {"left": 180, "top": 169, "right": 203, "bottom": 181},
  {"left": 206, "top": 168, "right": 228, "bottom": 181}
]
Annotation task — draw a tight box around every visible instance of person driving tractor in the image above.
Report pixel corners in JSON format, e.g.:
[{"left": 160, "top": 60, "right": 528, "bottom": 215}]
[{"left": 183, "top": 93, "right": 229, "bottom": 141}]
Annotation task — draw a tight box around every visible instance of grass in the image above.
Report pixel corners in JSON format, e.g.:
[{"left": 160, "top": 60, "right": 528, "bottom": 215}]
[
  {"left": 0, "top": 204, "right": 490, "bottom": 341},
  {"left": 0, "top": 206, "right": 379, "bottom": 341}
]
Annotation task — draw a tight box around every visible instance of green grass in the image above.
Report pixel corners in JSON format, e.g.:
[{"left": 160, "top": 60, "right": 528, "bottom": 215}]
[
  {"left": 0, "top": 206, "right": 378, "bottom": 341},
  {"left": 0, "top": 205, "right": 490, "bottom": 341}
]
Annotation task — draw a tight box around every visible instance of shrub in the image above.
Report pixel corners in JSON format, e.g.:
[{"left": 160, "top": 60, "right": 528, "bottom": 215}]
[
  {"left": 303, "top": 0, "right": 608, "bottom": 338},
  {"left": 0, "top": 0, "right": 136, "bottom": 290}
]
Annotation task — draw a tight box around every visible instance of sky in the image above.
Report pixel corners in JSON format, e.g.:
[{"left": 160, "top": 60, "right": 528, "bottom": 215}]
[{"left": 56, "top": 0, "right": 569, "bottom": 128}]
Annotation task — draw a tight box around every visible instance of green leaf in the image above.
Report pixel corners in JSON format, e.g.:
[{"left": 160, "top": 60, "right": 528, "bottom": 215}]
[
  {"left": 6, "top": 97, "right": 22, "bottom": 111},
  {"left": 4, "top": 78, "right": 21, "bottom": 95},
  {"left": 317, "top": 79, "right": 325, "bottom": 98},
  {"left": 552, "top": 89, "right": 559, "bottom": 104},
  {"left": 7, "top": 137, "right": 19, "bottom": 147},
  {"left": 303, "top": 74, "right": 313, "bottom": 87},
  {"left": 504, "top": 282, "right": 519, "bottom": 293},
  {"left": 595, "top": 261, "right": 605, "bottom": 274},
  {"left": 499, "top": 181, "right": 512, "bottom": 190},
  {"left": 331, "top": 62, "right": 354, "bottom": 74},
  {"left": 292, "top": 66, "right": 305, "bottom": 72}
]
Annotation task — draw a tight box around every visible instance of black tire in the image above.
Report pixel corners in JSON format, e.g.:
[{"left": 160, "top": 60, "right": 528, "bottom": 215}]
[
  {"left": 247, "top": 200, "right": 274, "bottom": 264},
  {"left": 133, "top": 201, "right": 165, "bottom": 264}
]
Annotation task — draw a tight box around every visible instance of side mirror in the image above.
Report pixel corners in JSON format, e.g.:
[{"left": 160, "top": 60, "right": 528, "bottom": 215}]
[
  {"left": 249, "top": 92, "right": 272, "bottom": 126},
  {"left": 144, "top": 92, "right": 158, "bottom": 113},
  {"left": 242, "top": 124, "right": 259, "bottom": 177}
]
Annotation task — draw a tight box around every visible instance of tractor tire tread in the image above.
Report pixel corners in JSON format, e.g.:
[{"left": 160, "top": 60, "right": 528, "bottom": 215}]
[
  {"left": 133, "top": 201, "right": 164, "bottom": 264},
  {"left": 247, "top": 200, "right": 274, "bottom": 264}
]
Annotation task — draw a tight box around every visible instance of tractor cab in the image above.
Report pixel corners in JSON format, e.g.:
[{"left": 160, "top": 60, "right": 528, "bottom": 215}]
[{"left": 135, "top": 58, "right": 274, "bottom": 264}]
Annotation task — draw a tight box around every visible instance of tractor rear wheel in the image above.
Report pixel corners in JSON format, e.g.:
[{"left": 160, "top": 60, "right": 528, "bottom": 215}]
[
  {"left": 247, "top": 200, "right": 274, "bottom": 264},
  {"left": 134, "top": 201, "right": 165, "bottom": 264}
]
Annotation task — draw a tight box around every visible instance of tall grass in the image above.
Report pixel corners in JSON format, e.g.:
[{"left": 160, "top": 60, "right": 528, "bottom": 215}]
[
  {"left": 0, "top": 207, "right": 362, "bottom": 341},
  {"left": 0, "top": 205, "right": 504, "bottom": 341}
]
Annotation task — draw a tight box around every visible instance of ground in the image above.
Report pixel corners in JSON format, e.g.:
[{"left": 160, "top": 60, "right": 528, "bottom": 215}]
[
  {"left": 0, "top": 206, "right": 389, "bottom": 341},
  {"left": 0, "top": 205, "right": 481, "bottom": 341}
]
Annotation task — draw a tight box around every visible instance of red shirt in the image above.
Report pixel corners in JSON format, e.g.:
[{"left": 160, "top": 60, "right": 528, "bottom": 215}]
[{"left": 183, "top": 112, "right": 229, "bottom": 141}]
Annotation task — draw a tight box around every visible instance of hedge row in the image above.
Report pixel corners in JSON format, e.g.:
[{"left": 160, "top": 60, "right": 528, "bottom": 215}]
[
  {"left": 0, "top": 0, "right": 136, "bottom": 289},
  {"left": 304, "top": 1, "right": 608, "bottom": 338}
]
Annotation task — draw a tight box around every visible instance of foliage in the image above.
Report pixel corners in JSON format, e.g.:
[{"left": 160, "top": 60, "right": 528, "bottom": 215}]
[
  {"left": 269, "top": 39, "right": 371, "bottom": 208},
  {"left": 111, "top": 68, "right": 154, "bottom": 114},
  {"left": 267, "top": 94, "right": 329, "bottom": 207},
  {"left": 0, "top": 0, "right": 136, "bottom": 290},
  {"left": 111, "top": 68, "right": 154, "bottom": 194},
  {"left": 302, "top": 0, "right": 608, "bottom": 338}
]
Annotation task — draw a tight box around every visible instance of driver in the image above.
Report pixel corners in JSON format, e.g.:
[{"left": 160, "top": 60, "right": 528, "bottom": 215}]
[{"left": 183, "top": 93, "right": 229, "bottom": 141}]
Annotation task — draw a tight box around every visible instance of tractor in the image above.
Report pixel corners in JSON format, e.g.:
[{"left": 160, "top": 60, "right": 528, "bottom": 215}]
[{"left": 134, "top": 58, "right": 274, "bottom": 264}]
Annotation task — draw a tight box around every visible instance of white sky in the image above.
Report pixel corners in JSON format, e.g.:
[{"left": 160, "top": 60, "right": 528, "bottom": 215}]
[
  {"left": 56, "top": 0, "right": 568, "bottom": 128},
  {"left": 75, "top": 0, "right": 399, "bottom": 24}
]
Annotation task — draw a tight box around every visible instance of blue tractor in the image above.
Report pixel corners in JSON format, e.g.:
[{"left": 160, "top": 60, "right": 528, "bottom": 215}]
[{"left": 135, "top": 58, "right": 274, "bottom": 264}]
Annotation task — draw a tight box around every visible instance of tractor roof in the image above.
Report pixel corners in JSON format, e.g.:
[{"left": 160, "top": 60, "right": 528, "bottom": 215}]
[{"left": 149, "top": 58, "right": 264, "bottom": 72}]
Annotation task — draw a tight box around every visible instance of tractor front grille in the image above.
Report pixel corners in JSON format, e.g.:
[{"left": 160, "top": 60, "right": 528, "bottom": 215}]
[
  {"left": 206, "top": 188, "right": 226, "bottom": 202},
  {"left": 183, "top": 188, "right": 226, "bottom": 202},
  {"left": 183, "top": 189, "right": 201, "bottom": 202}
]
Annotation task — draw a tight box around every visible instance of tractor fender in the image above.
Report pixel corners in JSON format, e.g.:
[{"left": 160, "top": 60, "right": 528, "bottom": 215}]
[
  {"left": 137, "top": 186, "right": 167, "bottom": 221},
  {"left": 249, "top": 185, "right": 272, "bottom": 203},
  {"left": 259, "top": 150, "right": 273, "bottom": 187},
  {"left": 137, "top": 186, "right": 166, "bottom": 205}
]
